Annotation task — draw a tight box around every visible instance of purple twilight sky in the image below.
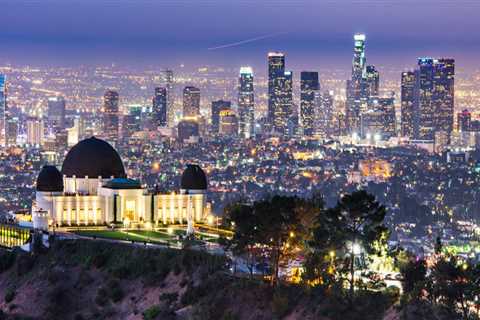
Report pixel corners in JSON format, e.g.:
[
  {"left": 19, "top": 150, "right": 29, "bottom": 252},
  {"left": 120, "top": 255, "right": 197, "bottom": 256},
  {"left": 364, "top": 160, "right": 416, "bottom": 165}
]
[{"left": 1, "top": 0, "right": 479, "bottom": 73}]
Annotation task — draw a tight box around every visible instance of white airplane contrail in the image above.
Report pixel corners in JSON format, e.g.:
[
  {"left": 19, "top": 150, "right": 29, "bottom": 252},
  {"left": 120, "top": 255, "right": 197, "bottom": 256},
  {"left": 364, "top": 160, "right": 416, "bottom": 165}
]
[{"left": 207, "top": 32, "right": 288, "bottom": 51}]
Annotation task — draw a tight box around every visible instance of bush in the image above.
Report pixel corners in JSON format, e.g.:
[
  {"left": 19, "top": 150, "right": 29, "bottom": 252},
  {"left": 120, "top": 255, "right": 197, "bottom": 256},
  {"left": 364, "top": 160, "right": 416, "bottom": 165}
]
[
  {"left": 95, "top": 287, "right": 109, "bottom": 306},
  {"left": 271, "top": 291, "right": 289, "bottom": 318},
  {"left": 0, "top": 250, "right": 16, "bottom": 273},
  {"left": 159, "top": 292, "right": 178, "bottom": 305},
  {"left": 4, "top": 288, "right": 15, "bottom": 303},
  {"left": 16, "top": 253, "right": 35, "bottom": 276},
  {"left": 143, "top": 305, "right": 161, "bottom": 320},
  {"left": 107, "top": 279, "right": 124, "bottom": 303}
]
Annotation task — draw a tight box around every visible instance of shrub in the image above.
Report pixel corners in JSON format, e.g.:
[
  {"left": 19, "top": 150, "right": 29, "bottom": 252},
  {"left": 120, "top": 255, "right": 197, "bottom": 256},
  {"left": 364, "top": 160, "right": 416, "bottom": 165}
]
[
  {"left": 271, "top": 291, "right": 289, "bottom": 318},
  {"left": 16, "top": 254, "right": 35, "bottom": 276},
  {"left": 143, "top": 305, "right": 161, "bottom": 320},
  {"left": 0, "top": 250, "right": 16, "bottom": 273},
  {"left": 159, "top": 292, "right": 178, "bottom": 305},
  {"left": 4, "top": 288, "right": 15, "bottom": 303},
  {"left": 107, "top": 279, "right": 124, "bottom": 303},
  {"left": 95, "top": 287, "right": 109, "bottom": 306}
]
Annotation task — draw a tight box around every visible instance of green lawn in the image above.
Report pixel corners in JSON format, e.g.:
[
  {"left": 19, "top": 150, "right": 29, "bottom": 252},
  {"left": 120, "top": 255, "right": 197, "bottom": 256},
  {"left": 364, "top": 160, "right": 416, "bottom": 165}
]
[{"left": 73, "top": 230, "right": 171, "bottom": 245}]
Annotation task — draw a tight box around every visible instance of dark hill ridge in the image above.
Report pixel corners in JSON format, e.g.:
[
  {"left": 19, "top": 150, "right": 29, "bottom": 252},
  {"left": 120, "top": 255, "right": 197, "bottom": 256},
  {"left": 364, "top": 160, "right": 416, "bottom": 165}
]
[{"left": 0, "top": 240, "right": 404, "bottom": 320}]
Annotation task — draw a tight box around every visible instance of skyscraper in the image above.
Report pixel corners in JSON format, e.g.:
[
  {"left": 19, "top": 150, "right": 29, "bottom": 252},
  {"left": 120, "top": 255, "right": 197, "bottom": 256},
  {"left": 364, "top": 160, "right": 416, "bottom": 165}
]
[
  {"left": 401, "top": 71, "right": 416, "bottom": 138},
  {"left": 26, "top": 117, "right": 44, "bottom": 146},
  {"left": 211, "top": 100, "right": 231, "bottom": 134},
  {"left": 267, "top": 52, "right": 286, "bottom": 132},
  {"left": 238, "top": 67, "right": 254, "bottom": 138},
  {"left": 458, "top": 109, "right": 471, "bottom": 132},
  {"left": 300, "top": 71, "right": 320, "bottom": 136},
  {"left": 183, "top": 86, "right": 200, "bottom": 118},
  {"left": 152, "top": 87, "right": 167, "bottom": 128},
  {"left": 160, "top": 70, "right": 175, "bottom": 127},
  {"left": 281, "top": 71, "right": 294, "bottom": 136},
  {"left": 316, "top": 91, "right": 334, "bottom": 138},
  {"left": 346, "top": 34, "right": 367, "bottom": 134},
  {"left": 0, "top": 75, "right": 6, "bottom": 146},
  {"left": 364, "top": 65, "right": 379, "bottom": 97},
  {"left": 103, "top": 90, "right": 120, "bottom": 145},
  {"left": 414, "top": 58, "right": 455, "bottom": 140},
  {"left": 361, "top": 97, "right": 396, "bottom": 140},
  {"left": 47, "top": 96, "right": 66, "bottom": 131},
  {"left": 219, "top": 110, "right": 239, "bottom": 137}
]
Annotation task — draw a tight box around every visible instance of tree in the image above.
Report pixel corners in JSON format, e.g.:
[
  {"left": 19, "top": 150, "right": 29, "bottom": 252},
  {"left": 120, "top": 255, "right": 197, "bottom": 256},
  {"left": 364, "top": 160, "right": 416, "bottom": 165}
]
[
  {"left": 307, "top": 190, "right": 388, "bottom": 302},
  {"left": 401, "top": 258, "right": 427, "bottom": 297},
  {"left": 226, "top": 195, "right": 321, "bottom": 286}
]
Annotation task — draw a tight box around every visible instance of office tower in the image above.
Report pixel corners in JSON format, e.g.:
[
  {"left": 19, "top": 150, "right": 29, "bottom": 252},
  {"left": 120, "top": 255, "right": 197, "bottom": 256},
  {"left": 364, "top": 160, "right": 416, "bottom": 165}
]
[
  {"left": 346, "top": 34, "right": 367, "bottom": 134},
  {"left": 5, "top": 118, "right": 17, "bottom": 146},
  {"left": 458, "top": 109, "right": 471, "bottom": 132},
  {"left": 178, "top": 118, "right": 199, "bottom": 143},
  {"left": 364, "top": 65, "right": 379, "bottom": 97},
  {"left": 211, "top": 100, "right": 231, "bottom": 134},
  {"left": 316, "top": 91, "right": 334, "bottom": 138},
  {"left": 361, "top": 97, "right": 396, "bottom": 140},
  {"left": 160, "top": 70, "right": 175, "bottom": 127},
  {"left": 47, "top": 96, "right": 66, "bottom": 131},
  {"left": 0, "top": 75, "right": 5, "bottom": 146},
  {"left": 238, "top": 67, "right": 254, "bottom": 138},
  {"left": 401, "top": 71, "right": 416, "bottom": 138},
  {"left": 103, "top": 90, "right": 120, "bottom": 145},
  {"left": 267, "top": 52, "right": 286, "bottom": 132},
  {"left": 219, "top": 110, "right": 239, "bottom": 136},
  {"left": 26, "top": 118, "right": 45, "bottom": 146},
  {"left": 183, "top": 86, "right": 200, "bottom": 118},
  {"left": 300, "top": 71, "right": 320, "bottom": 136},
  {"left": 414, "top": 58, "right": 455, "bottom": 140},
  {"left": 152, "top": 87, "right": 167, "bottom": 128}
]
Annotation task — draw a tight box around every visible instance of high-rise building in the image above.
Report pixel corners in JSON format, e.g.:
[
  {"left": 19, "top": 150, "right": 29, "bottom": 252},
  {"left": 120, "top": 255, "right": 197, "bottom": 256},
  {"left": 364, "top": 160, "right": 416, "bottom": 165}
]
[
  {"left": 178, "top": 118, "right": 200, "bottom": 143},
  {"left": 346, "top": 34, "right": 367, "bottom": 134},
  {"left": 361, "top": 97, "right": 396, "bottom": 140},
  {"left": 161, "top": 70, "right": 175, "bottom": 128},
  {"left": 211, "top": 100, "right": 231, "bottom": 134},
  {"left": 300, "top": 71, "right": 320, "bottom": 136},
  {"left": 364, "top": 65, "right": 379, "bottom": 97},
  {"left": 238, "top": 67, "right": 254, "bottom": 138},
  {"left": 401, "top": 71, "right": 416, "bottom": 138},
  {"left": 0, "top": 75, "right": 6, "bottom": 146},
  {"left": 47, "top": 96, "right": 66, "bottom": 131},
  {"left": 183, "top": 86, "right": 200, "bottom": 118},
  {"left": 458, "top": 109, "right": 471, "bottom": 132},
  {"left": 268, "top": 52, "right": 286, "bottom": 133},
  {"left": 316, "top": 91, "right": 334, "bottom": 138},
  {"left": 103, "top": 90, "right": 120, "bottom": 145},
  {"left": 152, "top": 87, "right": 167, "bottom": 128},
  {"left": 26, "top": 118, "right": 44, "bottom": 146},
  {"left": 414, "top": 58, "right": 455, "bottom": 140},
  {"left": 219, "top": 110, "right": 239, "bottom": 137}
]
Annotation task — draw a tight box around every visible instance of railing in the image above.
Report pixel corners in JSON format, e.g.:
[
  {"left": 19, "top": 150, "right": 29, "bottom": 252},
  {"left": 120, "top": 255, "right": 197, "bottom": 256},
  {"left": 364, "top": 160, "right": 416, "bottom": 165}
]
[{"left": 0, "top": 224, "right": 31, "bottom": 248}]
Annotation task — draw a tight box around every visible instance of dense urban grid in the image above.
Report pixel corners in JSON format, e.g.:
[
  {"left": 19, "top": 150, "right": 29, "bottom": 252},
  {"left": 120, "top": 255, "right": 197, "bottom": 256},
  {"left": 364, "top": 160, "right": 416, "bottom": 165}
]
[{"left": 1, "top": 35, "right": 480, "bottom": 256}]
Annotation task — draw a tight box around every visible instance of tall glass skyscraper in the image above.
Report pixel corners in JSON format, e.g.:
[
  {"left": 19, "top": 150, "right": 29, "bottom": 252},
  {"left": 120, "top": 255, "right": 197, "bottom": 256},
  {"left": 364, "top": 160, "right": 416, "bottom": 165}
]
[
  {"left": 267, "top": 52, "right": 285, "bottom": 132},
  {"left": 238, "top": 67, "right": 254, "bottom": 139},
  {"left": 211, "top": 100, "right": 231, "bottom": 134},
  {"left": 401, "top": 71, "right": 416, "bottom": 138},
  {"left": 103, "top": 90, "right": 120, "bottom": 145},
  {"left": 346, "top": 34, "right": 367, "bottom": 134},
  {"left": 300, "top": 71, "right": 319, "bottom": 136},
  {"left": 414, "top": 58, "right": 455, "bottom": 140},
  {"left": 47, "top": 96, "right": 66, "bottom": 131},
  {"left": 183, "top": 86, "right": 200, "bottom": 118},
  {"left": 160, "top": 70, "right": 175, "bottom": 128},
  {"left": 153, "top": 87, "right": 167, "bottom": 128}
]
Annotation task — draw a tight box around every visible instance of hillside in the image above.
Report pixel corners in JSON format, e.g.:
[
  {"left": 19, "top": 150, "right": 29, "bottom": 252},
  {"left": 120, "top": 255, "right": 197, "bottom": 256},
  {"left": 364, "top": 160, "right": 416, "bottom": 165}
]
[{"left": 0, "top": 240, "right": 401, "bottom": 320}]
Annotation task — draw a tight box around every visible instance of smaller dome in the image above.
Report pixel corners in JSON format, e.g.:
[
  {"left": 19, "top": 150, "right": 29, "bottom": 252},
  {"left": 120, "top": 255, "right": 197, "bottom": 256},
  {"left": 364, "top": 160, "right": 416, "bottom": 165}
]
[
  {"left": 36, "top": 165, "right": 64, "bottom": 192},
  {"left": 181, "top": 165, "right": 207, "bottom": 190}
]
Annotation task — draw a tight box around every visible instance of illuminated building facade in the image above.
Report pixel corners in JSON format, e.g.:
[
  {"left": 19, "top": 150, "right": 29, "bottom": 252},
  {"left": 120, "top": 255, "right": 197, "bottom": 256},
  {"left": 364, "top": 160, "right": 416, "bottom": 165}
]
[
  {"left": 153, "top": 87, "right": 167, "bottom": 128},
  {"left": 178, "top": 118, "right": 200, "bottom": 143},
  {"left": 26, "top": 117, "right": 44, "bottom": 146},
  {"left": 268, "top": 52, "right": 293, "bottom": 135},
  {"left": 47, "top": 96, "right": 66, "bottom": 132},
  {"left": 414, "top": 58, "right": 455, "bottom": 141},
  {"left": 316, "top": 91, "right": 334, "bottom": 138},
  {"left": 183, "top": 86, "right": 200, "bottom": 118},
  {"left": 238, "top": 67, "right": 254, "bottom": 138},
  {"left": 457, "top": 109, "right": 471, "bottom": 132},
  {"left": 219, "top": 110, "right": 238, "bottom": 136},
  {"left": 103, "top": 90, "right": 120, "bottom": 145},
  {"left": 211, "top": 100, "right": 231, "bottom": 134},
  {"left": 300, "top": 71, "right": 319, "bottom": 136},
  {"left": 0, "top": 75, "right": 5, "bottom": 146},
  {"left": 32, "top": 137, "right": 208, "bottom": 228},
  {"left": 401, "top": 71, "right": 416, "bottom": 138},
  {"left": 346, "top": 34, "right": 367, "bottom": 134},
  {"left": 363, "top": 65, "right": 379, "bottom": 98}
]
